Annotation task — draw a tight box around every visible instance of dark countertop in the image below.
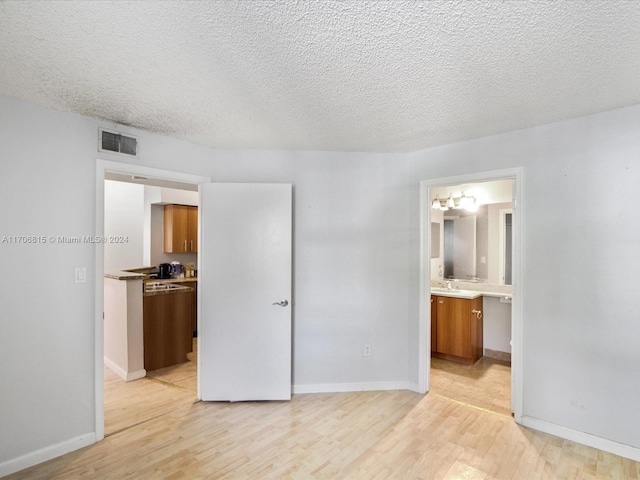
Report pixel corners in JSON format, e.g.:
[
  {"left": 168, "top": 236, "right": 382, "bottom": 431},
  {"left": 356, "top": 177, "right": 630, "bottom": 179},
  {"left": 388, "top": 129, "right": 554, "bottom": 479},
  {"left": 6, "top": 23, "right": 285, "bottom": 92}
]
[
  {"left": 144, "top": 276, "right": 198, "bottom": 284},
  {"left": 143, "top": 282, "right": 194, "bottom": 297},
  {"left": 105, "top": 271, "right": 147, "bottom": 280}
]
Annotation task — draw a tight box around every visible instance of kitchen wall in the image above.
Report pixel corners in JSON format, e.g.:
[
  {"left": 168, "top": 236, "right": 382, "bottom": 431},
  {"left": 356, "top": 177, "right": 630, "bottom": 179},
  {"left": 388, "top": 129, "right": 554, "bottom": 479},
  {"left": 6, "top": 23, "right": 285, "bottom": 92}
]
[
  {"left": 104, "top": 180, "right": 144, "bottom": 272},
  {"left": 2, "top": 94, "right": 640, "bottom": 474}
]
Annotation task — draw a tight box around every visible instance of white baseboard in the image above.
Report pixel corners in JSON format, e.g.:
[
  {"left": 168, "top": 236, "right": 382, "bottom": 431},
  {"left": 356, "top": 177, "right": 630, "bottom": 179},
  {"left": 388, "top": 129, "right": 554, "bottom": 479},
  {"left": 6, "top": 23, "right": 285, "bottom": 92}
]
[
  {"left": 522, "top": 416, "right": 640, "bottom": 462},
  {"left": 103, "top": 357, "right": 146, "bottom": 382},
  {"left": 0, "top": 433, "right": 96, "bottom": 478},
  {"left": 125, "top": 369, "right": 146, "bottom": 381},
  {"left": 293, "top": 381, "right": 417, "bottom": 395}
]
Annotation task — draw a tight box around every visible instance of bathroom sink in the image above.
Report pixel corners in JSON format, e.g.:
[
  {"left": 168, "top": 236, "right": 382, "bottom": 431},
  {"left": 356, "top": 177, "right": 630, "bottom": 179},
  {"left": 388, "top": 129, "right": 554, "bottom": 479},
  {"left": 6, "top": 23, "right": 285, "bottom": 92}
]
[{"left": 430, "top": 287, "right": 481, "bottom": 299}]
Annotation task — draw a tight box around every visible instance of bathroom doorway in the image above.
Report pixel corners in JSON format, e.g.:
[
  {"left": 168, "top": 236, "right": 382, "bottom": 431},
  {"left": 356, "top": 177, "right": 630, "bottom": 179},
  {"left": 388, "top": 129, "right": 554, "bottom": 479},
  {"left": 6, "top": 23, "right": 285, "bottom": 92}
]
[{"left": 419, "top": 167, "right": 523, "bottom": 423}]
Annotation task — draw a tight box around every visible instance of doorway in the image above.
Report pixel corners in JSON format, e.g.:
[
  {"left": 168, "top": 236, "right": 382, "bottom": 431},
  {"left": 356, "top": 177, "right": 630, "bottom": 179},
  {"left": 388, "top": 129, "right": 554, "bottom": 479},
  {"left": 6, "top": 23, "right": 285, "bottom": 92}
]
[
  {"left": 419, "top": 167, "right": 523, "bottom": 423},
  {"left": 95, "top": 159, "right": 211, "bottom": 440}
]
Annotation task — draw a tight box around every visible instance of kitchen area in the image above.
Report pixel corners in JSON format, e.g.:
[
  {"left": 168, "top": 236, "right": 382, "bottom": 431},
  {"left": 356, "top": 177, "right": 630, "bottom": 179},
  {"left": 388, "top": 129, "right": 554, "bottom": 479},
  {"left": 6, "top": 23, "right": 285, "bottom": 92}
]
[{"left": 103, "top": 176, "right": 199, "bottom": 383}]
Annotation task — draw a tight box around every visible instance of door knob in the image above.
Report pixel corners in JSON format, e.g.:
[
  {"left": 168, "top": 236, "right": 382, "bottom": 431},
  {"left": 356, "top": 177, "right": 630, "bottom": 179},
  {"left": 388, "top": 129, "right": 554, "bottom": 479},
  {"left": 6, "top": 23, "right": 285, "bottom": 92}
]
[{"left": 272, "top": 299, "right": 289, "bottom": 307}]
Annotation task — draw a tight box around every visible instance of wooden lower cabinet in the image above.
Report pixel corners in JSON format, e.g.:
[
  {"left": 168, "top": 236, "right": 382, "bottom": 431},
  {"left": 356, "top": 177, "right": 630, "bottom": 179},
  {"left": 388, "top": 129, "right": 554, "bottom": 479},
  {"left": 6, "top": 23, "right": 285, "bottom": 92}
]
[
  {"left": 143, "top": 291, "right": 192, "bottom": 371},
  {"left": 431, "top": 295, "right": 483, "bottom": 365},
  {"left": 182, "top": 281, "right": 197, "bottom": 340},
  {"left": 431, "top": 296, "right": 437, "bottom": 352}
]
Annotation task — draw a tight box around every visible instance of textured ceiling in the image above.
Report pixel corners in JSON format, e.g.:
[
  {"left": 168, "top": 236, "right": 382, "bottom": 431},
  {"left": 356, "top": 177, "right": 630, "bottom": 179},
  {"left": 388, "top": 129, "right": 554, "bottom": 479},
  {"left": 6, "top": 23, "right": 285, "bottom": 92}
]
[{"left": 1, "top": 1, "right": 640, "bottom": 153}]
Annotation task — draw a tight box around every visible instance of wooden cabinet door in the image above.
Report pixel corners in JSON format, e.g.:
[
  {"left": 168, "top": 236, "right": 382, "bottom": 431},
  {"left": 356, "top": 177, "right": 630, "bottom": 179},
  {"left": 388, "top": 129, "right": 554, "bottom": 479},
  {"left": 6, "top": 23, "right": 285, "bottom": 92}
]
[
  {"left": 183, "top": 281, "right": 197, "bottom": 341},
  {"left": 436, "top": 296, "right": 472, "bottom": 358},
  {"left": 164, "top": 205, "right": 198, "bottom": 253},
  {"left": 164, "top": 204, "right": 189, "bottom": 252},
  {"left": 430, "top": 296, "right": 437, "bottom": 352},
  {"left": 188, "top": 206, "right": 198, "bottom": 252}
]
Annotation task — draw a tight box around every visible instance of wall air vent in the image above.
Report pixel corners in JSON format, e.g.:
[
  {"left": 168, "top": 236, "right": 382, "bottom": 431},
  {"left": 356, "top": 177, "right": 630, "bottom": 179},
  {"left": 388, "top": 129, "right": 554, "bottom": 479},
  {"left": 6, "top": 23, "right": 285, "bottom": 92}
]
[{"left": 99, "top": 128, "right": 138, "bottom": 158}]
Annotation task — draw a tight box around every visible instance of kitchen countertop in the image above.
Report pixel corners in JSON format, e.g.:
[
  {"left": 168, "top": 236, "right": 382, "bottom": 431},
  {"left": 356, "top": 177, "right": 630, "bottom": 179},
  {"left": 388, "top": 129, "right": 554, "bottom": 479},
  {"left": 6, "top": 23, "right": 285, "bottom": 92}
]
[
  {"left": 105, "top": 271, "right": 147, "bottom": 280},
  {"left": 144, "top": 276, "right": 198, "bottom": 284},
  {"left": 144, "top": 282, "right": 194, "bottom": 297}
]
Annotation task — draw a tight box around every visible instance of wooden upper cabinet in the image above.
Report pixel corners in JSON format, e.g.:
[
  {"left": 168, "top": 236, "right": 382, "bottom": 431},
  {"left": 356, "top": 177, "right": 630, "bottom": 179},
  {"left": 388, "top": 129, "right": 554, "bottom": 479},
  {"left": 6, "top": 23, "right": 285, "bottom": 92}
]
[
  {"left": 164, "top": 204, "right": 198, "bottom": 253},
  {"left": 188, "top": 204, "right": 198, "bottom": 253}
]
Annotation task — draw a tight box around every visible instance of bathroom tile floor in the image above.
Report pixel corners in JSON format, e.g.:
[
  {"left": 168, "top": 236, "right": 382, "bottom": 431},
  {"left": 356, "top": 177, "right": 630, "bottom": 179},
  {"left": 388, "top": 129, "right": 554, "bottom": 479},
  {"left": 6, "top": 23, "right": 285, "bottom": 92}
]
[{"left": 429, "top": 355, "right": 512, "bottom": 417}]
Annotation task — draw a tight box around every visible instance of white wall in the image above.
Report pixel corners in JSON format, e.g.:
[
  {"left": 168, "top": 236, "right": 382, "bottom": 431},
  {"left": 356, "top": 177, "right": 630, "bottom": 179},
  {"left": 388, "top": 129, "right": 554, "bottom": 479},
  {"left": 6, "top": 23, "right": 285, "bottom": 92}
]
[
  {"left": 104, "top": 180, "right": 144, "bottom": 271},
  {"left": 407, "top": 104, "right": 640, "bottom": 451},
  {"left": 2, "top": 94, "right": 640, "bottom": 473},
  {"left": 209, "top": 151, "right": 412, "bottom": 389},
  {"left": 0, "top": 96, "right": 214, "bottom": 475}
]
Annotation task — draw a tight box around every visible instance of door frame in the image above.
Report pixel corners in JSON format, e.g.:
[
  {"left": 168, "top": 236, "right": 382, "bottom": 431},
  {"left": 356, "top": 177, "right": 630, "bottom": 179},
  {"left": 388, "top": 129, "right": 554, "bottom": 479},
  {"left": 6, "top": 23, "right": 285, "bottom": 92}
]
[
  {"left": 95, "top": 159, "right": 210, "bottom": 440},
  {"left": 419, "top": 167, "right": 524, "bottom": 423}
]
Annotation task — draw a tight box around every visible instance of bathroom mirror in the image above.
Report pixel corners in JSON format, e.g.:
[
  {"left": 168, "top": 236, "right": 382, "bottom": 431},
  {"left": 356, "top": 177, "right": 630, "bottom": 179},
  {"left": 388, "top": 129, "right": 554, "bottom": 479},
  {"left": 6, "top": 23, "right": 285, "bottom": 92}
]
[
  {"left": 431, "top": 179, "right": 513, "bottom": 284},
  {"left": 443, "top": 215, "right": 478, "bottom": 279}
]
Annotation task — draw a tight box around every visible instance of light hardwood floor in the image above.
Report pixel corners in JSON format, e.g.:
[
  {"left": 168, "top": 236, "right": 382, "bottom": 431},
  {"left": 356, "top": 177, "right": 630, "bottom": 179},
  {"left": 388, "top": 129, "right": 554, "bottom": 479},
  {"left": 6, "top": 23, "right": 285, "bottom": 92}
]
[
  {"left": 430, "top": 356, "right": 512, "bottom": 417},
  {"left": 6, "top": 353, "right": 640, "bottom": 479}
]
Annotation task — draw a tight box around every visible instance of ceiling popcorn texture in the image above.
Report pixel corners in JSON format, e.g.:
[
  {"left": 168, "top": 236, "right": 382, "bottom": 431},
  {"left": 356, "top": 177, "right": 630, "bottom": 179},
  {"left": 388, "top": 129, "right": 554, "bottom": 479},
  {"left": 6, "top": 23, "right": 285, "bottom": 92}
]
[{"left": 1, "top": 1, "right": 640, "bottom": 153}]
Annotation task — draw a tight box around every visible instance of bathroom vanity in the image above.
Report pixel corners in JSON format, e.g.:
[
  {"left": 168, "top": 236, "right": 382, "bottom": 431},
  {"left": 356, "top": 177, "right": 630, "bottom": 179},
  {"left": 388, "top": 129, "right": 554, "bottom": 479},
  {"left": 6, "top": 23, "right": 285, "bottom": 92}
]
[{"left": 431, "top": 291, "right": 484, "bottom": 365}]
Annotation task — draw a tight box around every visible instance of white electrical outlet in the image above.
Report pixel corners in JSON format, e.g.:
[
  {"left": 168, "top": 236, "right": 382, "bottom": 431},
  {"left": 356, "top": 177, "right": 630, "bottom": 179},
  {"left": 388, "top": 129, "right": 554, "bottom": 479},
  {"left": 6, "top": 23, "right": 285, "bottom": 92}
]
[{"left": 363, "top": 344, "right": 372, "bottom": 357}]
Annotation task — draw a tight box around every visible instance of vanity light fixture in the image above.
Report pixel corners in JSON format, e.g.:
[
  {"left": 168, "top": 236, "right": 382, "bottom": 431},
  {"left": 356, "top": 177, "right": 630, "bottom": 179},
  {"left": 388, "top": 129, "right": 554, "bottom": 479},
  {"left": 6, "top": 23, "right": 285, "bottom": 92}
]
[
  {"left": 431, "top": 192, "right": 477, "bottom": 211},
  {"left": 459, "top": 191, "right": 474, "bottom": 209},
  {"left": 446, "top": 194, "right": 455, "bottom": 209}
]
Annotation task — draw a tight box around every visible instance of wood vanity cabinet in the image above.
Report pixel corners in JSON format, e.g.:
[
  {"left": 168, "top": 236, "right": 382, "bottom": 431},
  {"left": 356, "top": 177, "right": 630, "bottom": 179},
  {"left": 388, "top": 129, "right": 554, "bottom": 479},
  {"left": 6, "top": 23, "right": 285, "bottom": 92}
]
[
  {"left": 164, "top": 204, "right": 198, "bottom": 253},
  {"left": 431, "top": 295, "right": 483, "bottom": 365},
  {"left": 431, "top": 296, "right": 437, "bottom": 352}
]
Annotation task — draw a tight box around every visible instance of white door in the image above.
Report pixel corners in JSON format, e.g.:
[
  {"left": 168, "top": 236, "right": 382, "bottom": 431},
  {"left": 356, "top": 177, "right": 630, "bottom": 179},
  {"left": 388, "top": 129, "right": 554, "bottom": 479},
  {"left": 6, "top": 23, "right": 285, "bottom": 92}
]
[{"left": 198, "top": 183, "right": 292, "bottom": 401}]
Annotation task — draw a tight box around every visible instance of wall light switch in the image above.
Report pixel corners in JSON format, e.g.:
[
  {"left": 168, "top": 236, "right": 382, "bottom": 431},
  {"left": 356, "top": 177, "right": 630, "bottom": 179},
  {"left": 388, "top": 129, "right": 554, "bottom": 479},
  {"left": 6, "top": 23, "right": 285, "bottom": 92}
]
[{"left": 75, "top": 267, "right": 87, "bottom": 283}]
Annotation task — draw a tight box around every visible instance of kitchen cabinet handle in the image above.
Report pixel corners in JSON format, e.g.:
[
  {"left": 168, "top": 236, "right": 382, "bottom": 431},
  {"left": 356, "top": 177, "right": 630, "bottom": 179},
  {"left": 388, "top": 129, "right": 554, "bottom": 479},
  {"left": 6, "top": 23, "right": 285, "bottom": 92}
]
[
  {"left": 472, "top": 309, "right": 483, "bottom": 319},
  {"left": 184, "top": 240, "right": 187, "bottom": 252},
  {"left": 272, "top": 299, "right": 289, "bottom": 307},
  {"left": 438, "top": 300, "right": 445, "bottom": 304}
]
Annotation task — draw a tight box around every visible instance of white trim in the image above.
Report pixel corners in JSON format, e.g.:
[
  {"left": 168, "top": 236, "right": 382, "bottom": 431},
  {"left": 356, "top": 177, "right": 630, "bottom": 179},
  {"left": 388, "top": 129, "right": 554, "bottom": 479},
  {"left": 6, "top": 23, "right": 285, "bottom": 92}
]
[
  {"left": 293, "top": 381, "right": 416, "bottom": 394},
  {"left": 103, "top": 357, "right": 146, "bottom": 382},
  {"left": 0, "top": 433, "right": 96, "bottom": 478},
  {"left": 95, "top": 159, "right": 211, "bottom": 442},
  {"left": 419, "top": 167, "right": 524, "bottom": 424},
  {"left": 522, "top": 416, "right": 640, "bottom": 463},
  {"left": 418, "top": 181, "right": 430, "bottom": 394}
]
